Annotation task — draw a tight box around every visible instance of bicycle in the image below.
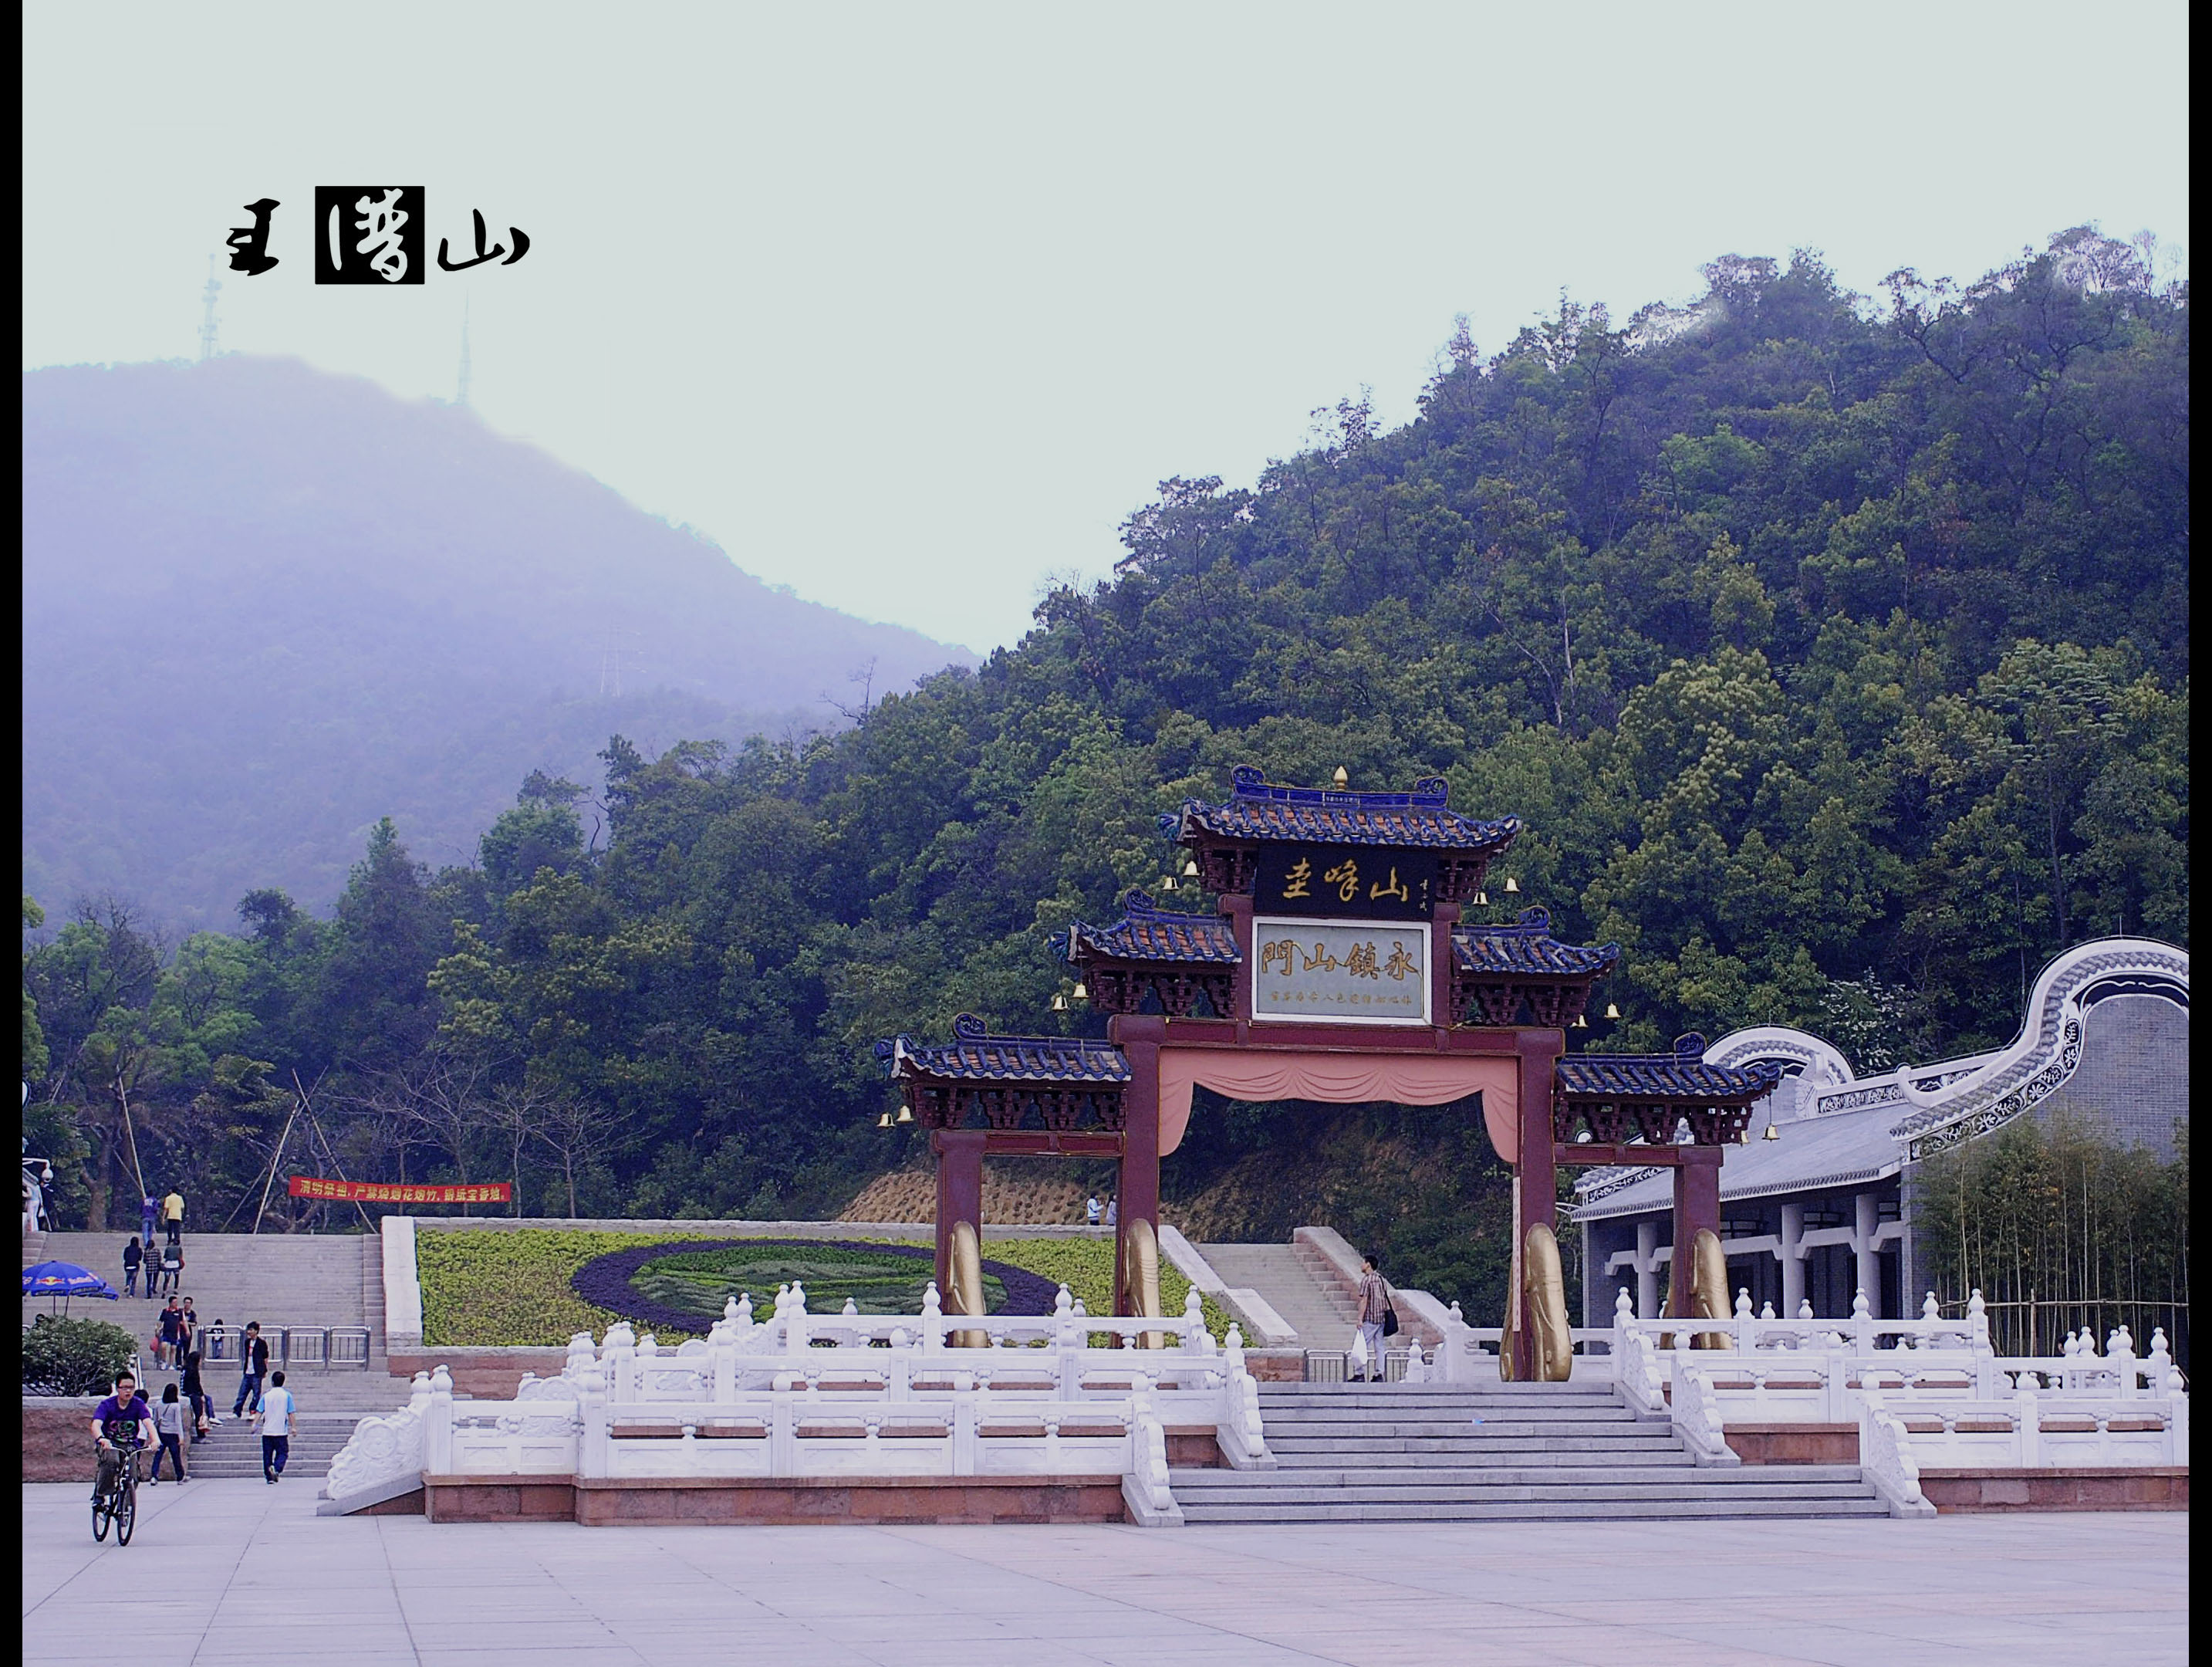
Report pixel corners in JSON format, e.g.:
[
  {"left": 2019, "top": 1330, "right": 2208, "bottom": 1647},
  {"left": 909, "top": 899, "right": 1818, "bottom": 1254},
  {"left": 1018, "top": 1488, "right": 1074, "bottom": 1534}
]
[{"left": 92, "top": 1442, "right": 141, "bottom": 1546}]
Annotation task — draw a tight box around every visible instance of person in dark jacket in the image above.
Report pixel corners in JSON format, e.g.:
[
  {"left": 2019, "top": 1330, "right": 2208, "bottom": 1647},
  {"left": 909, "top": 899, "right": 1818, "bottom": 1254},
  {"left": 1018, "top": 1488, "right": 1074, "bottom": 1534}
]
[
  {"left": 232, "top": 1321, "right": 272, "bottom": 1416},
  {"left": 181, "top": 1351, "right": 213, "bottom": 1441},
  {"left": 122, "top": 1236, "right": 144, "bottom": 1298}
]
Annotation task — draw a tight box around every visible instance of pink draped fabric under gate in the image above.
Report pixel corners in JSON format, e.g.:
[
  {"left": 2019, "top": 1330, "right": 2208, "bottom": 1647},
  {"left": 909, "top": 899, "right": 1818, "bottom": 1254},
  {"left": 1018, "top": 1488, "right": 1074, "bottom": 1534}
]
[{"left": 1156, "top": 1048, "right": 1520, "bottom": 1162}]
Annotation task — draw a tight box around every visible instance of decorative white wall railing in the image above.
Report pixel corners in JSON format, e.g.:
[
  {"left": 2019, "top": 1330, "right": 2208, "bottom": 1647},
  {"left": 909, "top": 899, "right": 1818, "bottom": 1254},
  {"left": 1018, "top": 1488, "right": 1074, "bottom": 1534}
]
[
  {"left": 323, "top": 1280, "right": 1273, "bottom": 1524},
  {"left": 1417, "top": 1283, "right": 2187, "bottom": 1516}
]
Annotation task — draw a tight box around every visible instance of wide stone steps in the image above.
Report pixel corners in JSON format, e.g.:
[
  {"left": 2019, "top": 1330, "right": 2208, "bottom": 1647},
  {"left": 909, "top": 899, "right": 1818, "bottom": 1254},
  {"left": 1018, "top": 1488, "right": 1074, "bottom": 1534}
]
[
  {"left": 172, "top": 1418, "right": 363, "bottom": 1479},
  {"left": 1172, "top": 1383, "right": 1888, "bottom": 1523},
  {"left": 1167, "top": 1496, "right": 1892, "bottom": 1523}
]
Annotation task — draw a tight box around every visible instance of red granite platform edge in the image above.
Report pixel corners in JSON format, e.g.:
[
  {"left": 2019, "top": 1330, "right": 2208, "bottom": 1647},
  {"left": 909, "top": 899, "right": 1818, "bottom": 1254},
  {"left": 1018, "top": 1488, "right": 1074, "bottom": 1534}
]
[
  {"left": 422, "top": 1473, "right": 1133, "bottom": 1525},
  {"left": 1917, "top": 1467, "right": 2189, "bottom": 1513}
]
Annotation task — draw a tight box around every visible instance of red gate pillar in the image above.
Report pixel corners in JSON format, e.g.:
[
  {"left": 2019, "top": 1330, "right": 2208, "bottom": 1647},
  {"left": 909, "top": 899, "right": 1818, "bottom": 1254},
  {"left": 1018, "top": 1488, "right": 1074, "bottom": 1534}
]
[
  {"left": 1113, "top": 1026, "right": 1163, "bottom": 1314},
  {"left": 932, "top": 1129, "right": 986, "bottom": 1297},
  {"left": 1667, "top": 1148, "right": 1724, "bottom": 1318},
  {"left": 1511, "top": 1028, "right": 1564, "bottom": 1381}
]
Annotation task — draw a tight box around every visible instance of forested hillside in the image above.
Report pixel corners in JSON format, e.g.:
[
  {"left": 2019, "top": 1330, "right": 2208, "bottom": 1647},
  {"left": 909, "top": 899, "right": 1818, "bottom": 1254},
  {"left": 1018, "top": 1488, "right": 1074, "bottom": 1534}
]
[
  {"left": 24, "top": 232, "right": 2189, "bottom": 1310},
  {"left": 22, "top": 356, "right": 968, "bottom": 930}
]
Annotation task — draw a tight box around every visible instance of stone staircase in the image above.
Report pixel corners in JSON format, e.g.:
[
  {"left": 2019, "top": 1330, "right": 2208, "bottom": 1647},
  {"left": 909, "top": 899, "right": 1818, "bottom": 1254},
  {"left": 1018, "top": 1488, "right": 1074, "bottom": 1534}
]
[
  {"left": 1171, "top": 1381, "right": 1888, "bottom": 1522},
  {"left": 31, "top": 1232, "right": 413, "bottom": 1479},
  {"left": 1200, "top": 1242, "right": 1361, "bottom": 1347}
]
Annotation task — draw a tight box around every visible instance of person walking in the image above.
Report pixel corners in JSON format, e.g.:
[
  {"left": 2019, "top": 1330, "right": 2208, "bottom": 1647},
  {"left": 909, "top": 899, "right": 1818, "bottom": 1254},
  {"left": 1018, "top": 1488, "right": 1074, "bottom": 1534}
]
[
  {"left": 122, "top": 1236, "right": 144, "bottom": 1299},
  {"left": 1356, "top": 1256, "right": 1390, "bottom": 1383},
  {"left": 155, "top": 1238, "right": 183, "bottom": 1297},
  {"left": 161, "top": 1185, "right": 185, "bottom": 1243},
  {"left": 1104, "top": 1195, "right": 1117, "bottom": 1227},
  {"left": 176, "top": 1296, "right": 198, "bottom": 1366},
  {"left": 1085, "top": 1195, "right": 1102, "bottom": 1228},
  {"left": 233, "top": 1322, "right": 270, "bottom": 1416},
  {"left": 147, "top": 1383, "right": 188, "bottom": 1484},
  {"left": 140, "top": 1192, "right": 159, "bottom": 1249},
  {"left": 255, "top": 1371, "right": 295, "bottom": 1483},
  {"left": 156, "top": 1297, "right": 184, "bottom": 1369},
  {"left": 181, "top": 1351, "right": 214, "bottom": 1442}
]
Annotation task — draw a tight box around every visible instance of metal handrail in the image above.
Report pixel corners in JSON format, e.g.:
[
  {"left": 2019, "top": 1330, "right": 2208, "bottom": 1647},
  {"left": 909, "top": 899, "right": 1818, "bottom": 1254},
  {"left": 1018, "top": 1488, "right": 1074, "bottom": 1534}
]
[{"left": 186, "top": 1322, "right": 371, "bottom": 1370}]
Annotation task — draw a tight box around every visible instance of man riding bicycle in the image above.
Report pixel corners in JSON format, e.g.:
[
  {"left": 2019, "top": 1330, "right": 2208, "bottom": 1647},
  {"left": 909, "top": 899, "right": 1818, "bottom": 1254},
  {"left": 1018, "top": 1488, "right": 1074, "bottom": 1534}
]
[{"left": 89, "top": 1370, "right": 154, "bottom": 1505}]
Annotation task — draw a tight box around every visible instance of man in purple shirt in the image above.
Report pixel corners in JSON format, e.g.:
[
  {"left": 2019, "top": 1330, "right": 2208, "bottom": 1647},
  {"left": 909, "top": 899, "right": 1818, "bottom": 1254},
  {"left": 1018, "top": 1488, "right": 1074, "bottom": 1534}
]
[{"left": 89, "top": 1371, "right": 154, "bottom": 1503}]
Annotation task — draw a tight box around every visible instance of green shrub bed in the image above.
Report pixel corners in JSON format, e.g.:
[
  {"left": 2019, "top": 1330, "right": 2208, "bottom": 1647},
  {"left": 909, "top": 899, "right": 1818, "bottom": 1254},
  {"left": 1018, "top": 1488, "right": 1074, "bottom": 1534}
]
[
  {"left": 416, "top": 1228, "right": 1232, "bottom": 1346},
  {"left": 22, "top": 1316, "right": 142, "bottom": 1396}
]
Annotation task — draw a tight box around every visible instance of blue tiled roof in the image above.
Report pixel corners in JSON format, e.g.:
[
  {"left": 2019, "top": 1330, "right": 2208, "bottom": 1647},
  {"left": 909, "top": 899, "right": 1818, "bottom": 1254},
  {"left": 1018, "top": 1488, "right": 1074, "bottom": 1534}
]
[
  {"left": 1556, "top": 1033, "right": 1783, "bottom": 1100},
  {"left": 1054, "top": 891, "right": 1241, "bottom": 965},
  {"left": 1453, "top": 907, "right": 1621, "bottom": 977},
  {"left": 876, "top": 1013, "right": 1132, "bottom": 1084},
  {"left": 1160, "top": 766, "right": 1519, "bottom": 853}
]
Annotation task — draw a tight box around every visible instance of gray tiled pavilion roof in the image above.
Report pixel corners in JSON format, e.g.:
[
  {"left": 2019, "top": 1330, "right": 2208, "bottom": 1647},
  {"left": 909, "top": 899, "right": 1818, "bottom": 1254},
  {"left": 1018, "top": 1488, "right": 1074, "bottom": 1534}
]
[
  {"left": 1052, "top": 892, "right": 1241, "bottom": 965},
  {"left": 1160, "top": 766, "right": 1519, "bottom": 852},
  {"left": 876, "top": 1014, "right": 1131, "bottom": 1085},
  {"left": 1453, "top": 907, "right": 1621, "bottom": 977},
  {"left": 1555, "top": 1035, "right": 1782, "bottom": 1101},
  {"left": 1574, "top": 1101, "right": 1906, "bottom": 1221}
]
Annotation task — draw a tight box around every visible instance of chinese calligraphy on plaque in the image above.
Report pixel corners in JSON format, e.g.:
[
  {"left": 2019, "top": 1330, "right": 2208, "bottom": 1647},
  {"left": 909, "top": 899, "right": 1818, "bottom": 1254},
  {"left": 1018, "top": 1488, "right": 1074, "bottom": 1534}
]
[
  {"left": 1254, "top": 845, "right": 1433, "bottom": 919},
  {"left": 1251, "top": 918, "right": 1430, "bottom": 1025}
]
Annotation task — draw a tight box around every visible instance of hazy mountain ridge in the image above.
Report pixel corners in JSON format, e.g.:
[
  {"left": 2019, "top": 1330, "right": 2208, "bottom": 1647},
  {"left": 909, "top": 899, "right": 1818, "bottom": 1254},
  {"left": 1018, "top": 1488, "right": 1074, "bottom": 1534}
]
[{"left": 22, "top": 357, "right": 972, "bottom": 929}]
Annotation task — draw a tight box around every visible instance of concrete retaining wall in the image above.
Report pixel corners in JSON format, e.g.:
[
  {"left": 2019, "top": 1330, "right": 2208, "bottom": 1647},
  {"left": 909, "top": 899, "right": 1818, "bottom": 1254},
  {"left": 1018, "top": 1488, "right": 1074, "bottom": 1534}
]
[{"left": 22, "top": 1398, "right": 101, "bottom": 1482}]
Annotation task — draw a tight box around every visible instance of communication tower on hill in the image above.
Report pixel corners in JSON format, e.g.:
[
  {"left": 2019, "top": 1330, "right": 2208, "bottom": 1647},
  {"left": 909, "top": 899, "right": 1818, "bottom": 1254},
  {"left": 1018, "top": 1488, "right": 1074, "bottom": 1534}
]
[
  {"left": 599, "top": 631, "right": 648, "bottom": 698},
  {"left": 198, "top": 255, "right": 222, "bottom": 361}
]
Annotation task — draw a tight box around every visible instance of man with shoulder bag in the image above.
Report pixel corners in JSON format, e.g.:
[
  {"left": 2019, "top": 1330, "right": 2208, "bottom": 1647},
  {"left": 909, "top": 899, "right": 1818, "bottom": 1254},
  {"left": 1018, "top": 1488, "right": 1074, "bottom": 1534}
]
[{"left": 1356, "top": 1255, "right": 1397, "bottom": 1384}]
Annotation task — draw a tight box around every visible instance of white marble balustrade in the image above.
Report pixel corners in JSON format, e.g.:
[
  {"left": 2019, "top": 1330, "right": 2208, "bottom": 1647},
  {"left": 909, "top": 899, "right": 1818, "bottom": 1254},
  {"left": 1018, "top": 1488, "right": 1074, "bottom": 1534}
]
[{"left": 323, "top": 1280, "right": 1271, "bottom": 1523}]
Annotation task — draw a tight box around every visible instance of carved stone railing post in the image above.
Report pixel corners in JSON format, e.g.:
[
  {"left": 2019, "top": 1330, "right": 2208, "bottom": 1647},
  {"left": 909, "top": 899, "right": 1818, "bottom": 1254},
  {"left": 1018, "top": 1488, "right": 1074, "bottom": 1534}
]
[
  {"left": 1857, "top": 1389, "right": 1934, "bottom": 1518},
  {"left": 603, "top": 1323, "right": 636, "bottom": 1405},
  {"left": 768, "top": 1378, "right": 795, "bottom": 1476},
  {"left": 1851, "top": 1289, "right": 1874, "bottom": 1354},
  {"left": 1121, "top": 1387, "right": 1184, "bottom": 1527},
  {"left": 951, "top": 1372, "right": 978, "bottom": 1476},
  {"left": 578, "top": 1370, "right": 608, "bottom": 1478},
  {"left": 922, "top": 1283, "right": 946, "bottom": 1354},
  {"left": 1672, "top": 1364, "right": 1735, "bottom": 1466},
  {"left": 425, "top": 1364, "right": 454, "bottom": 1476},
  {"left": 2110, "top": 1327, "right": 2138, "bottom": 1400}
]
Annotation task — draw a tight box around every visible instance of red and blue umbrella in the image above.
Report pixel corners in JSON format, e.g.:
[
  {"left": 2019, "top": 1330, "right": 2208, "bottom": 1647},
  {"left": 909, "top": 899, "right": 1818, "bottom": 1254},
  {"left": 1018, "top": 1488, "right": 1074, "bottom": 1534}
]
[{"left": 22, "top": 1260, "right": 121, "bottom": 1315}]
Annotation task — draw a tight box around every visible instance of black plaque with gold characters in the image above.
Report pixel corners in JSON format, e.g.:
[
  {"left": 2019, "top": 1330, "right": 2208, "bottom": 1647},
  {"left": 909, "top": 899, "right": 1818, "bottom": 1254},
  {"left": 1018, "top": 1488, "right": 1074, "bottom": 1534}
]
[{"left": 1252, "top": 844, "right": 1434, "bottom": 920}]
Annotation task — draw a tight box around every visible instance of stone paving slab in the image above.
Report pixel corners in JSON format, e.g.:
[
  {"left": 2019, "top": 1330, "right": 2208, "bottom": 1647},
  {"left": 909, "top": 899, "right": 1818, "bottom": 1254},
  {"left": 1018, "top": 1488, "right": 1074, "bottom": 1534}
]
[{"left": 21, "top": 1482, "right": 2187, "bottom": 1665}]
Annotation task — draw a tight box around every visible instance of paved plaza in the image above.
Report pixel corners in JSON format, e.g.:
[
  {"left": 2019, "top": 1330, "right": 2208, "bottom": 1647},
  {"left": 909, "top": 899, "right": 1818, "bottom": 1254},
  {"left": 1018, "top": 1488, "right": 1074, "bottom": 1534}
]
[{"left": 21, "top": 1483, "right": 2186, "bottom": 1666}]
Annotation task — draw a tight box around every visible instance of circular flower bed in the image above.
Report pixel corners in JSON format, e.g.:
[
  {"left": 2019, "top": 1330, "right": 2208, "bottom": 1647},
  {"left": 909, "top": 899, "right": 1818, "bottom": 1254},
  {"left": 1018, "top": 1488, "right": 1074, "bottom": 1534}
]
[{"left": 569, "top": 1236, "right": 1060, "bottom": 1336}]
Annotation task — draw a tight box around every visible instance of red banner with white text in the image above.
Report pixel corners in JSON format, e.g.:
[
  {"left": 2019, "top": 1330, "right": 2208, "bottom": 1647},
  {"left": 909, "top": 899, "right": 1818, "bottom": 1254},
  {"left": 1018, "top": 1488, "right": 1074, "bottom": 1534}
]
[{"left": 288, "top": 1176, "right": 510, "bottom": 1205}]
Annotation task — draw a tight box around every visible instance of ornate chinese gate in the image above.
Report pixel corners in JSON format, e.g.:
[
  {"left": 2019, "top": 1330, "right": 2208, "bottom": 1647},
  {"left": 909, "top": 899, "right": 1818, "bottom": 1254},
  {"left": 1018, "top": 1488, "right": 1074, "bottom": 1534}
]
[{"left": 880, "top": 768, "right": 1777, "bottom": 1379}]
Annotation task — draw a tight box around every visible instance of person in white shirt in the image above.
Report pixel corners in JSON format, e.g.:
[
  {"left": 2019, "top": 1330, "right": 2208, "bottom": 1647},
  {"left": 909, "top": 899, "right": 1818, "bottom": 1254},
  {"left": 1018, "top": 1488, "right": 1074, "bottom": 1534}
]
[
  {"left": 1085, "top": 1195, "right": 1102, "bottom": 1227},
  {"left": 253, "top": 1370, "right": 296, "bottom": 1483}
]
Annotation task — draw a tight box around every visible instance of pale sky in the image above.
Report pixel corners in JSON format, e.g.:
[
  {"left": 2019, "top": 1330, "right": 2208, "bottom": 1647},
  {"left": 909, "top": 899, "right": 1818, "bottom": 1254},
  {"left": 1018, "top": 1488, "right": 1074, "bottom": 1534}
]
[{"left": 22, "top": 3, "right": 2191, "bottom": 657}]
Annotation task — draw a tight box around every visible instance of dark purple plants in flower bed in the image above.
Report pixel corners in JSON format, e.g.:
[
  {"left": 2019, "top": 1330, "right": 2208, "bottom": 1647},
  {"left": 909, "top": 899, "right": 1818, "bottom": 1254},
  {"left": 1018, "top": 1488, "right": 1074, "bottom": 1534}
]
[{"left": 569, "top": 1237, "right": 1060, "bottom": 1336}]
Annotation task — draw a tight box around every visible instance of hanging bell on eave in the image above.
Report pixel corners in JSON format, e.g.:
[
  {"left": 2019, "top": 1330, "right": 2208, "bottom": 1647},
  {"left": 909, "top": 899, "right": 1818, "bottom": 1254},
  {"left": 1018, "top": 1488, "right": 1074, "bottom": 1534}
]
[
  {"left": 1182, "top": 858, "right": 1200, "bottom": 878},
  {"left": 1605, "top": 1003, "right": 1622, "bottom": 1020},
  {"left": 876, "top": 1110, "right": 893, "bottom": 1128},
  {"left": 1051, "top": 992, "right": 1069, "bottom": 1012},
  {"left": 1504, "top": 877, "right": 1520, "bottom": 894},
  {"left": 1072, "top": 982, "right": 1088, "bottom": 1000}
]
